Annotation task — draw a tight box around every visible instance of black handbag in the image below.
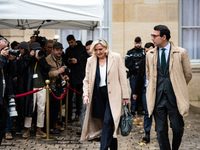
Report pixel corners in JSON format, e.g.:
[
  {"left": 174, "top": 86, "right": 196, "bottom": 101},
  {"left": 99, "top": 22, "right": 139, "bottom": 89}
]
[{"left": 120, "top": 105, "right": 133, "bottom": 136}]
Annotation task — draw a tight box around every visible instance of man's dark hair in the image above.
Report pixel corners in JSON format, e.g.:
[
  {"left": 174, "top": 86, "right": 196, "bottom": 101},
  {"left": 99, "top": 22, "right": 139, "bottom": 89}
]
[
  {"left": 11, "top": 41, "right": 19, "bottom": 49},
  {"left": 154, "top": 25, "right": 171, "bottom": 41},
  {"left": 144, "top": 42, "right": 155, "bottom": 49},
  {"left": 85, "top": 40, "right": 93, "bottom": 46},
  {"left": 66, "top": 34, "right": 75, "bottom": 41},
  {"left": 134, "top": 36, "right": 141, "bottom": 43}
]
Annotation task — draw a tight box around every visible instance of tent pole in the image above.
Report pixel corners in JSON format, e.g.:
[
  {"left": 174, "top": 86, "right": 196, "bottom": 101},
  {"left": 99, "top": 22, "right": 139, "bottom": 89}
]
[{"left": 99, "top": 21, "right": 103, "bottom": 38}]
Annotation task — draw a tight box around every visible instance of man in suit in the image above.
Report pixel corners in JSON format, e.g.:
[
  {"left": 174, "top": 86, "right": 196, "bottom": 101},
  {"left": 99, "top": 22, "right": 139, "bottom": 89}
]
[{"left": 146, "top": 25, "right": 192, "bottom": 150}]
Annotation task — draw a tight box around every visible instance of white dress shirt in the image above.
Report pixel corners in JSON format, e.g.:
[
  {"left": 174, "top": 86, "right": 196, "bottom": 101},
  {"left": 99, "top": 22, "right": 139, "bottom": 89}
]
[{"left": 99, "top": 63, "right": 107, "bottom": 87}]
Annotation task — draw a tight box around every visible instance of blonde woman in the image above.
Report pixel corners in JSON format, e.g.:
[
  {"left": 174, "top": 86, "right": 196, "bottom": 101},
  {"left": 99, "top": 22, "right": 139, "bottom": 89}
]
[{"left": 81, "top": 39, "right": 129, "bottom": 150}]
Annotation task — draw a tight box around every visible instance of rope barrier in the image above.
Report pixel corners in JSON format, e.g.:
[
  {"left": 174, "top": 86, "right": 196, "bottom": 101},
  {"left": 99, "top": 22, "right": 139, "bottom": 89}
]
[
  {"left": 67, "top": 85, "right": 82, "bottom": 95},
  {"left": 14, "top": 83, "right": 81, "bottom": 100},
  {"left": 15, "top": 88, "right": 43, "bottom": 98},
  {"left": 50, "top": 86, "right": 69, "bottom": 100}
]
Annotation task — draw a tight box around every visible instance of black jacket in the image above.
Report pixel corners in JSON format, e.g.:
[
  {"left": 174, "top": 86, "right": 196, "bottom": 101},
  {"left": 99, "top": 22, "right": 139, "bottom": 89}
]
[
  {"left": 125, "top": 47, "right": 145, "bottom": 76},
  {"left": 65, "top": 41, "right": 86, "bottom": 85},
  {"left": 25, "top": 56, "right": 51, "bottom": 117},
  {"left": 0, "top": 55, "right": 15, "bottom": 105}
]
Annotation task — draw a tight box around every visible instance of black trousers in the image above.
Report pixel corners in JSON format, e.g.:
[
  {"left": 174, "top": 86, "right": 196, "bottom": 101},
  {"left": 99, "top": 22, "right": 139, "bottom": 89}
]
[
  {"left": 68, "top": 83, "right": 83, "bottom": 117},
  {"left": 0, "top": 104, "right": 7, "bottom": 145},
  {"left": 49, "top": 95, "right": 60, "bottom": 129},
  {"left": 153, "top": 93, "right": 184, "bottom": 150},
  {"left": 100, "top": 86, "right": 117, "bottom": 150}
]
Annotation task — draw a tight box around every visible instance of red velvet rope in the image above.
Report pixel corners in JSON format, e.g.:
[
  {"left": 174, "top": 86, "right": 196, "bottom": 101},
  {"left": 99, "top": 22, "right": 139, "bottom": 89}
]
[
  {"left": 15, "top": 89, "right": 40, "bottom": 98},
  {"left": 50, "top": 86, "right": 69, "bottom": 100},
  {"left": 67, "top": 85, "right": 82, "bottom": 95}
]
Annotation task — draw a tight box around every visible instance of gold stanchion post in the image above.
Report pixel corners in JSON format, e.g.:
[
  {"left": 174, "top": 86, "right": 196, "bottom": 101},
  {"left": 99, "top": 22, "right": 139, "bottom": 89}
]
[
  {"left": 40, "top": 80, "right": 56, "bottom": 141},
  {"left": 65, "top": 77, "right": 69, "bottom": 130},
  {"left": 60, "top": 95, "right": 62, "bottom": 122}
]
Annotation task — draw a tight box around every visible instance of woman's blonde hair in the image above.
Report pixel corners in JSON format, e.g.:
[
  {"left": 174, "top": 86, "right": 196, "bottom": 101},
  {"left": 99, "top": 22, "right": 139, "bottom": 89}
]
[{"left": 90, "top": 38, "right": 109, "bottom": 56}]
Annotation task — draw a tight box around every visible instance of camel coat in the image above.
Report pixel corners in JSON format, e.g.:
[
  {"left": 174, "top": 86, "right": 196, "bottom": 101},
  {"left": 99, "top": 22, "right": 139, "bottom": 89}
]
[
  {"left": 146, "top": 42, "right": 192, "bottom": 117},
  {"left": 80, "top": 52, "right": 129, "bottom": 141}
]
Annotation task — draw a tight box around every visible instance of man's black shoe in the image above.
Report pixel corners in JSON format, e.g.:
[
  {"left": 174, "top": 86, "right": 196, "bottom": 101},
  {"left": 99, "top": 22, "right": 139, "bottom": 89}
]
[
  {"left": 142, "top": 134, "right": 150, "bottom": 143},
  {"left": 50, "top": 129, "right": 60, "bottom": 134},
  {"left": 76, "top": 131, "right": 81, "bottom": 136}
]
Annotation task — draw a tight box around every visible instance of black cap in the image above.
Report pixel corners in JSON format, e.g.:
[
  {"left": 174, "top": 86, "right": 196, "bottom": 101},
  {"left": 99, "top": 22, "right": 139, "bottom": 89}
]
[
  {"left": 30, "top": 42, "right": 41, "bottom": 50},
  {"left": 53, "top": 42, "right": 63, "bottom": 49},
  {"left": 18, "top": 41, "right": 29, "bottom": 51}
]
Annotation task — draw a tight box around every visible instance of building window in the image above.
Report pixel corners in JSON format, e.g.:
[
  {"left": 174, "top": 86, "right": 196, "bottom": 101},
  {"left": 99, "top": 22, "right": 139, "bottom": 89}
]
[{"left": 179, "top": 0, "right": 200, "bottom": 59}]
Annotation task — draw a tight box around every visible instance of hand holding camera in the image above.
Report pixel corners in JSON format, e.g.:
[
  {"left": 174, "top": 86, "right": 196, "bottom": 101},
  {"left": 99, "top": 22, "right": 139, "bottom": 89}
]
[{"left": 1, "top": 47, "right": 9, "bottom": 56}]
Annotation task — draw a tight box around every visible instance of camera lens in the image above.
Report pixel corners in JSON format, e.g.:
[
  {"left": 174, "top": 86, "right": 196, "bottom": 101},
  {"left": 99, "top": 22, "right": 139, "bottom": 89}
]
[{"left": 8, "top": 49, "right": 20, "bottom": 56}]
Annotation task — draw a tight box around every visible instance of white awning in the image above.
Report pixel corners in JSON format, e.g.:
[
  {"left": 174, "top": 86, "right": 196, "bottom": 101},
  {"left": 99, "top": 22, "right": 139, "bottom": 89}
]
[{"left": 0, "top": 0, "right": 104, "bottom": 30}]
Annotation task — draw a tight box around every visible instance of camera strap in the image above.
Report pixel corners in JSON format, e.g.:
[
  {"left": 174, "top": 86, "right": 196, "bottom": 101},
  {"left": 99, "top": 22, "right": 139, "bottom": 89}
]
[{"left": 34, "top": 62, "right": 38, "bottom": 73}]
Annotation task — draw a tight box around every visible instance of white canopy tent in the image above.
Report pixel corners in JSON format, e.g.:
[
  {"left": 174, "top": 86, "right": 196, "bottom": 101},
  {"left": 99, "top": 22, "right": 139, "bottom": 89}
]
[{"left": 0, "top": 0, "right": 104, "bottom": 30}]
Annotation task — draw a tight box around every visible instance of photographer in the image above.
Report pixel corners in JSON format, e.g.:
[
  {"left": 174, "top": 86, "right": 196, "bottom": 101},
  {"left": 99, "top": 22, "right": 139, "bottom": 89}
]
[
  {"left": 0, "top": 37, "right": 16, "bottom": 145},
  {"left": 22, "top": 42, "right": 51, "bottom": 138},
  {"left": 46, "top": 42, "right": 69, "bottom": 134}
]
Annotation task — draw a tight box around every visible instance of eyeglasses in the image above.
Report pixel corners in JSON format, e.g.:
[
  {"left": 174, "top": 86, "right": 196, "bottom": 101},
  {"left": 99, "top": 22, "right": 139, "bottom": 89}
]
[{"left": 151, "top": 34, "right": 160, "bottom": 38}]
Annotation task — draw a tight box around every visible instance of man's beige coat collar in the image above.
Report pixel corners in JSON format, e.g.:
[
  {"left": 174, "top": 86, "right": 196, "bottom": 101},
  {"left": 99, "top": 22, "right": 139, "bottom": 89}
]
[{"left": 149, "top": 42, "right": 180, "bottom": 72}]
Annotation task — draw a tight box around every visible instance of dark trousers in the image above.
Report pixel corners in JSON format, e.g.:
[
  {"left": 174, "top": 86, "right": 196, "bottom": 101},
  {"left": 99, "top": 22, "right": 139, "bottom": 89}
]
[
  {"left": 100, "top": 86, "right": 117, "bottom": 150},
  {"left": 68, "top": 84, "right": 83, "bottom": 117},
  {"left": 129, "top": 75, "right": 136, "bottom": 111},
  {"left": 0, "top": 104, "right": 7, "bottom": 145},
  {"left": 142, "top": 88, "right": 152, "bottom": 134},
  {"left": 49, "top": 95, "right": 60, "bottom": 129},
  {"left": 153, "top": 93, "right": 184, "bottom": 150},
  {"left": 6, "top": 108, "right": 13, "bottom": 133}
]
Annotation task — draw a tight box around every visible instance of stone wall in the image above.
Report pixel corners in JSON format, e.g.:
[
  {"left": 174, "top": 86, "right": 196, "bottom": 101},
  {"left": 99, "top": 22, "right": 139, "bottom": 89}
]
[
  {"left": 113, "top": 0, "right": 178, "bottom": 58},
  {"left": 0, "top": 29, "right": 55, "bottom": 44}
]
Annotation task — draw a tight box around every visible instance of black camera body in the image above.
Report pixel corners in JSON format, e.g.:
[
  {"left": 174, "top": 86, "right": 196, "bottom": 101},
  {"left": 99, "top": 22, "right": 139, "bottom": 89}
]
[{"left": 7, "top": 49, "right": 20, "bottom": 56}]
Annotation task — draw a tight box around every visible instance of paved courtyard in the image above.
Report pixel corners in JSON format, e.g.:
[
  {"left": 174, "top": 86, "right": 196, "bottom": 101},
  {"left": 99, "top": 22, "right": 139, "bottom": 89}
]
[{"left": 0, "top": 106, "right": 200, "bottom": 150}]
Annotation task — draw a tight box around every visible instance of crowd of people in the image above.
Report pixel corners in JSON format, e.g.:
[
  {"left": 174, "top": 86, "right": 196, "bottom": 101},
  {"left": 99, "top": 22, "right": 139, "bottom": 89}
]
[{"left": 0, "top": 24, "right": 192, "bottom": 150}]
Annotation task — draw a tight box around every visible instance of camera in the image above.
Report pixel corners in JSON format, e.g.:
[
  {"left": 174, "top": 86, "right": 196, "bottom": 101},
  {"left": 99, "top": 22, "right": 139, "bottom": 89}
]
[
  {"left": 64, "top": 66, "right": 71, "bottom": 75},
  {"left": 6, "top": 49, "right": 20, "bottom": 56},
  {"left": 35, "top": 50, "right": 45, "bottom": 57},
  {"left": 8, "top": 95, "right": 18, "bottom": 117}
]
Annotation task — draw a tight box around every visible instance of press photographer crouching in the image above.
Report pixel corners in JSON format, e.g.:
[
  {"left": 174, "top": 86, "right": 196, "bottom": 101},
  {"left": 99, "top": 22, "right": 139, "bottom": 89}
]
[
  {"left": 0, "top": 37, "right": 16, "bottom": 144},
  {"left": 22, "top": 42, "right": 51, "bottom": 138},
  {"left": 46, "top": 42, "right": 69, "bottom": 134}
]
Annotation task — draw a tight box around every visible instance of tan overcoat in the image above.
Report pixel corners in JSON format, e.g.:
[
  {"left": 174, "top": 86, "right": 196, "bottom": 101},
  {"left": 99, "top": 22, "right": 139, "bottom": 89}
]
[
  {"left": 80, "top": 52, "right": 129, "bottom": 141},
  {"left": 146, "top": 42, "right": 192, "bottom": 117},
  {"left": 46, "top": 54, "right": 62, "bottom": 87}
]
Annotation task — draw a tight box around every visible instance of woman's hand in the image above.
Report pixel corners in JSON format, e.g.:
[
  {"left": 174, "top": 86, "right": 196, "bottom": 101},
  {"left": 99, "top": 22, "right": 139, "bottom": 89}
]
[
  {"left": 123, "top": 99, "right": 129, "bottom": 105},
  {"left": 83, "top": 96, "right": 90, "bottom": 105}
]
